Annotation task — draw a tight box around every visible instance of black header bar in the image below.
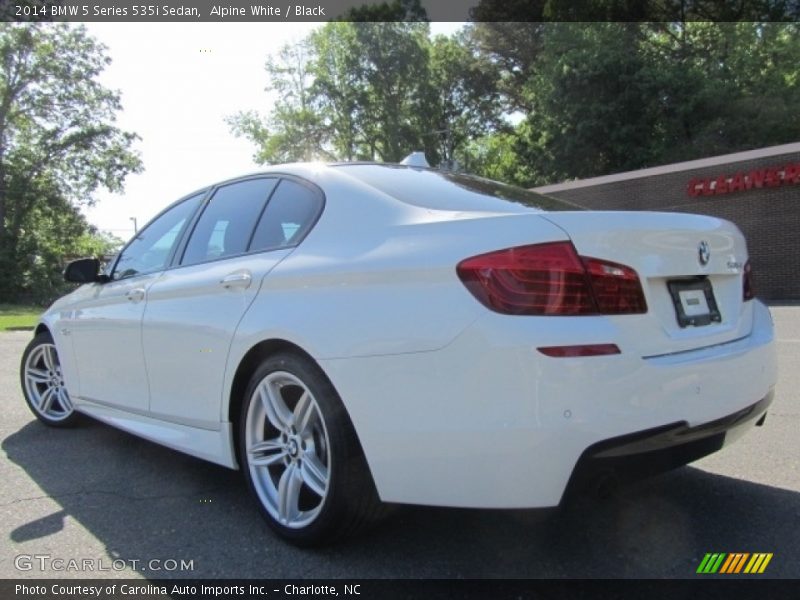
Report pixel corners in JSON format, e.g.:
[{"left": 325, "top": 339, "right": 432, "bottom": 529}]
[{"left": 3, "top": 0, "right": 799, "bottom": 23}]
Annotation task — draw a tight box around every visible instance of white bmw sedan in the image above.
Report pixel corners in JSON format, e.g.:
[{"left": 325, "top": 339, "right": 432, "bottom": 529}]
[{"left": 20, "top": 163, "right": 777, "bottom": 545}]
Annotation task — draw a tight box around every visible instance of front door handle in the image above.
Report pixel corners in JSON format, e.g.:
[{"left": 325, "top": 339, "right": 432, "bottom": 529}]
[
  {"left": 126, "top": 288, "right": 145, "bottom": 302},
  {"left": 220, "top": 271, "right": 252, "bottom": 290}
]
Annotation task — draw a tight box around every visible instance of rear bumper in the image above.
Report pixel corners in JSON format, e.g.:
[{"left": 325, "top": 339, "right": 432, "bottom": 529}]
[
  {"left": 563, "top": 390, "right": 773, "bottom": 499},
  {"left": 323, "top": 301, "right": 778, "bottom": 509}
]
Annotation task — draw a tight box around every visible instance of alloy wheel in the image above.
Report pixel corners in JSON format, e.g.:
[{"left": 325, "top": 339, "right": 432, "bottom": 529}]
[
  {"left": 23, "top": 342, "right": 74, "bottom": 421},
  {"left": 245, "top": 371, "right": 331, "bottom": 529}
]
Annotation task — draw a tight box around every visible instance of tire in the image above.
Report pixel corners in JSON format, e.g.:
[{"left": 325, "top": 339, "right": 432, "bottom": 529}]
[
  {"left": 20, "top": 331, "right": 81, "bottom": 428},
  {"left": 239, "top": 352, "right": 383, "bottom": 546}
]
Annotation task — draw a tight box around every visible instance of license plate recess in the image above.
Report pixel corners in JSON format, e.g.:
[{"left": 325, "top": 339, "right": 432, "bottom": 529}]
[{"left": 667, "top": 278, "right": 722, "bottom": 328}]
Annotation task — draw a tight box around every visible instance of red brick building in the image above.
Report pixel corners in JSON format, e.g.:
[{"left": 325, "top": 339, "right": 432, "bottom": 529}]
[{"left": 533, "top": 143, "right": 800, "bottom": 302}]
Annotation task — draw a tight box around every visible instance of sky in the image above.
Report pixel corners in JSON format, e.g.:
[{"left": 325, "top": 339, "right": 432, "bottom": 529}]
[{"left": 82, "top": 22, "right": 464, "bottom": 241}]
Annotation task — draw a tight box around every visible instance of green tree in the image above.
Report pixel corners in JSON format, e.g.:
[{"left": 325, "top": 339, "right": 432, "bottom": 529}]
[
  {"left": 460, "top": 131, "right": 524, "bottom": 183},
  {"left": 468, "top": 21, "right": 800, "bottom": 186},
  {"left": 428, "top": 32, "right": 503, "bottom": 168},
  {"left": 229, "top": 23, "right": 504, "bottom": 168},
  {"left": 16, "top": 198, "right": 123, "bottom": 304},
  {"left": 514, "top": 23, "right": 665, "bottom": 184},
  {"left": 228, "top": 39, "right": 330, "bottom": 163},
  {"left": 641, "top": 22, "right": 800, "bottom": 162},
  {"left": 338, "top": 0, "right": 427, "bottom": 21},
  {"left": 347, "top": 21, "right": 433, "bottom": 162},
  {"left": 0, "top": 24, "right": 141, "bottom": 302},
  {"left": 232, "top": 19, "right": 798, "bottom": 189},
  {"left": 308, "top": 23, "right": 366, "bottom": 160},
  {"left": 468, "top": 0, "right": 798, "bottom": 22}
]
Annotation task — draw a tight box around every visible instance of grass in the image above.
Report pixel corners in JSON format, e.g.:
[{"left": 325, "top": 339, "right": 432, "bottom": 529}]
[{"left": 0, "top": 304, "right": 43, "bottom": 331}]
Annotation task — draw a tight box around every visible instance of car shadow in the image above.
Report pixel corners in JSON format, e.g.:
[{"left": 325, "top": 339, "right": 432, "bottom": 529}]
[{"left": 3, "top": 417, "right": 798, "bottom": 579}]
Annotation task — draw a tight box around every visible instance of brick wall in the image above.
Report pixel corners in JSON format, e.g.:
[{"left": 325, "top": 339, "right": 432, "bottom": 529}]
[{"left": 537, "top": 151, "right": 800, "bottom": 302}]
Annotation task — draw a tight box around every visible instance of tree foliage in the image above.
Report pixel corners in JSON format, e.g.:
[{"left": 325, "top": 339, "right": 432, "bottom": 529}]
[
  {"left": 228, "top": 39, "right": 329, "bottom": 164},
  {"left": 336, "top": 0, "right": 428, "bottom": 22},
  {"left": 231, "top": 20, "right": 798, "bottom": 189},
  {"left": 509, "top": 23, "right": 667, "bottom": 183},
  {"left": 466, "top": 21, "right": 800, "bottom": 185},
  {"left": 469, "top": 0, "right": 799, "bottom": 22},
  {"left": 227, "top": 21, "right": 503, "bottom": 167},
  {"left": 0, "top": 24, "right": 141, "bottom": 303},
  {"left": 16, "top": 199, "right": 123, "bottom": 304}
]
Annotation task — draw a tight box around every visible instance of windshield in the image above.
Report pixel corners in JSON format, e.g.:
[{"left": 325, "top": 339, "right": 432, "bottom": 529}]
[{"left": 333, "top": 164, "right": 583, "bottom": 213}]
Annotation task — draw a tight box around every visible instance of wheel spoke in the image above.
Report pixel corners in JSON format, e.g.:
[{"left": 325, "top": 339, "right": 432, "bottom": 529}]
[
  {"left": 42, "top": 345, "right": 56, "bottom": 371},
  {"left": 26, "top": 368, "right": 49, "bottom": 384},
  {"left": 277, "top": 463, "right": 303, "bottom": 524},
  {"left": 300, "top": 454, "right": 328, "bottom": 497},
  {"left": 259, "top": 382, "right": 293, "bottom": 431},
  {"left": 57, "top": 388, "right": 72, "bottom": 413},
  {"left": 39, "top": 387, "right": 55, "bottom": 413},
  {"left": 248, "top": 437, "right": 286, "bottom": 467},
  {"left": 293, "top": 391, "right": 315, "bottom": 434}
]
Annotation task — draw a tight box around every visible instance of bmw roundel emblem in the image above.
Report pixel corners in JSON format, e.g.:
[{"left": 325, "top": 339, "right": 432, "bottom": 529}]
[{"left": 698, "top": 241, "right": 710, "bottom": 266}]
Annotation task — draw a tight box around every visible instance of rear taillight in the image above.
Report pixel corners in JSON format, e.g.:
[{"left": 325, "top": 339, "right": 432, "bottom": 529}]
[
  {"left": 743, "top": 259, "right": 754, "bottom": 301},
  {"left": 582, "top": 257, "right": 648, "bottom": 314},
  {"left": 456, "top": 242, "right": 647, "bottom": 316}
]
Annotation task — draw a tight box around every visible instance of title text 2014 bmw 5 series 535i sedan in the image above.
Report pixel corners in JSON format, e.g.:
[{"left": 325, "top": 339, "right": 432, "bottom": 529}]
[{"left": 20, "top": 163, "right": 777, "bottom": 545}]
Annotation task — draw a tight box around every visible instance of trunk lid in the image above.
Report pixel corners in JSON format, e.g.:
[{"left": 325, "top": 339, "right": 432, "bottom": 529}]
[{"left": 540, "top": 211, "right": 754, "bottom": 357}]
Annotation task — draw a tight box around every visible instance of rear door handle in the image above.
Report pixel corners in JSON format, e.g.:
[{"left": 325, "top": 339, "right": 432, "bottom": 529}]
[
  {"left": 220, "top": 271, "right": 252, "bottom": 289},
  {"left": 126, "top": 288, "right": 145, "bottom": 302}
]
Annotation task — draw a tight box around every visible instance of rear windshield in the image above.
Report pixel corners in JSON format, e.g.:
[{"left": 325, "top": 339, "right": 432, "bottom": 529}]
[{"left": 333, "top": 164, "right": 583, "bottom": 212}]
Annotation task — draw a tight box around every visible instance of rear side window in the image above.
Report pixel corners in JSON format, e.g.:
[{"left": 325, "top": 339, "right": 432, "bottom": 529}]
[
  {"left": 249, "top": 179, "right": 323, "bottom": 252},
  {"left": 181, "top": 178, "right": 277, "bottom": 266}
]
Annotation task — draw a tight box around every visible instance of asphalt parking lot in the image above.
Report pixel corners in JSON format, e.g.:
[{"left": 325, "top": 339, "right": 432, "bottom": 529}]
[{"left": 1, "top": 307, "right": 798, "bottom": 579}]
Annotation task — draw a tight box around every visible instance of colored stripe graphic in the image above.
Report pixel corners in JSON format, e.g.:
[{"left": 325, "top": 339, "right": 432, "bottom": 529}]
[
  {"left": 698, "top": 552, "right": 773, "bottom": 574},
  {"left": 697, "top": 553, "right": 726, "bottom": 573},
  {"left": 720, "top": 553, "right": 749, "bottom": 573},
  {"left": 719, "top": 554, "right": 735, "bottom": 573},
  {"left": 744, "top": 553, "right": 773, "bottom": 574},
  {"left": 697, "top": 554, "right": 713, "bottom": 573},
  {"left": 733, "top": 553, "right": 750, "bottom": 573}
]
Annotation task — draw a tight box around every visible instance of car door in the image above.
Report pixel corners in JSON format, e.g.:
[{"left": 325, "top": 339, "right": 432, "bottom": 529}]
[
  {"left": 68, "top": 192, "right": 204, "bottom": 412},
  {"left": 142, "top": 177, "right": 324, "bottom": 429}
]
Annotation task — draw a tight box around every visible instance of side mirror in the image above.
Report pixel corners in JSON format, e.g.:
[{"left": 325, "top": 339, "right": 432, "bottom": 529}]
[{"left": 64, "top": 258, "right": 105, "bottom": 284}]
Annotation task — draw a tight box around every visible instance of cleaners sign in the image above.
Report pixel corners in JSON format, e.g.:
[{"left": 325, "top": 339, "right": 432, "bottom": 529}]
[{"left": 687, "top": 162, "right": 800, "bottom": 197}]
